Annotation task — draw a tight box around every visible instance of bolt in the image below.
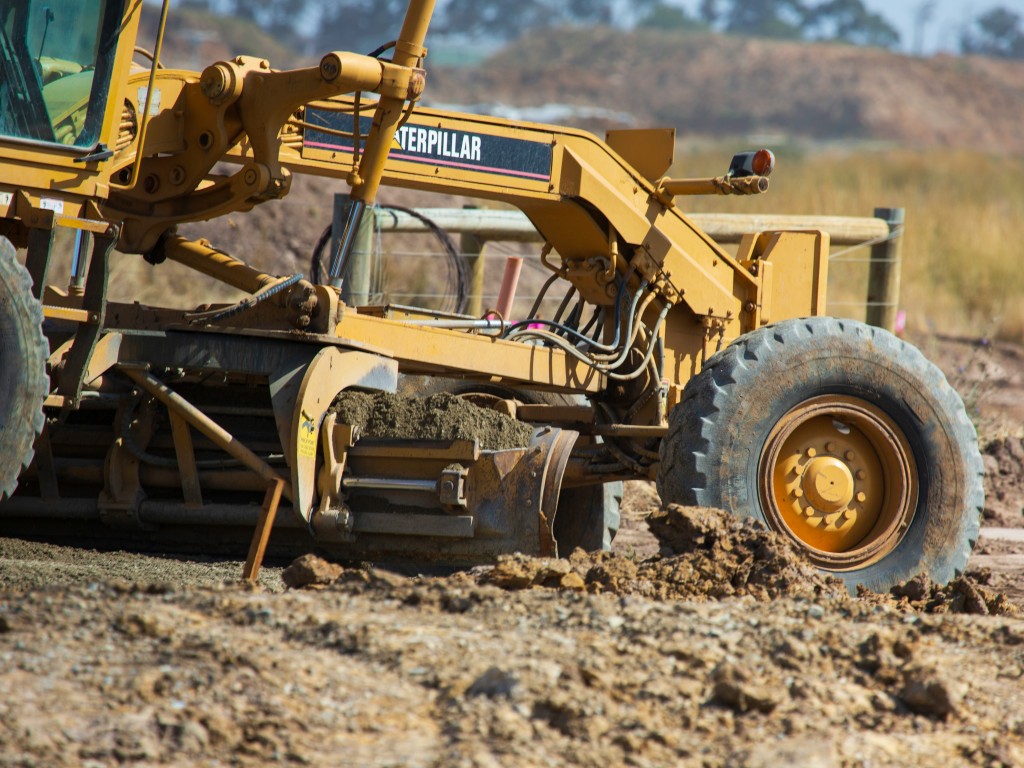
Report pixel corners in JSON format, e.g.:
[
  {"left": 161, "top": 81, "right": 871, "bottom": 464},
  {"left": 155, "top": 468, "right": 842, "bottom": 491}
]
[
  {"left": 856, "top": 492, "right": 867, "bottom": 503},
  {"left": 243, "top": 168, "right": 258, "bottom": 186},
  {"left": 845, "top": 451, "right": 855, "bottom": 461},
  {"left": 826, "top": 442, "right": 835, "bottom": 452},
  {"left": 806, "top": 447, "right": 817, "bottom": 458},
  {"left": 525, "top": 499, "right": 532, "bottom": 507},
  {"left": 442, "top": 480, "right": 454, "bottom": 492},
  {"left": 855, "top": 470, "right": 866, "bottom": 481},
  {"left": 793, "top": 488, "right": 803, "bottom": 498}
]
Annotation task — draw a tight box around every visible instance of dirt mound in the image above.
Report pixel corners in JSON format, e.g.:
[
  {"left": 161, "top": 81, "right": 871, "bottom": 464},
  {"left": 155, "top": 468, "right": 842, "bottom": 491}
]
[
  {"left": 283, "top": 500, "right": 1018, "bottom": 615},
  {"left": 982, "top": 437, "right": 1024, "bottom": 526},
  {"left": 861, "top": 570, "right": 1019, "bottom": 617},
  {"left": 645, "top": 504, "right": 843, "bottom": 599},
  {"left": 330, "top": 391, "right": 534, "bottom": 450},
  {"left": 284, "top": 503, "right": 848, "bottom": 602},
  {"left": 433, "top": 28, "right": 1024, "bottom": 152}
]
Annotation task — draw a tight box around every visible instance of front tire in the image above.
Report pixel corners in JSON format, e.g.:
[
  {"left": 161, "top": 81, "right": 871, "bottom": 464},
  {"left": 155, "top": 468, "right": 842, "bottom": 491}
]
[
  {"left": 0, "top": 237, "right": 49, "bottom": 500},
  {"left": 656, "top": 317, "right": 983, "bottom": 593}
]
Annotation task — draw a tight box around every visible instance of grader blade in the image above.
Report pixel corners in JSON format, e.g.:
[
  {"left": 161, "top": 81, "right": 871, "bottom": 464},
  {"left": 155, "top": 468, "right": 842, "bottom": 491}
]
[{"left": 311, "top": 419, "right": 578, "bottom": 563}]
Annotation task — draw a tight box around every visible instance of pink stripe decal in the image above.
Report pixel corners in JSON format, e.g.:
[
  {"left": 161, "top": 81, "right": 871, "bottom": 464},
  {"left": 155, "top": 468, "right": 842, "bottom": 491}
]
[{"left": 304, "top": 140, "right": 551, "bottom": 181}]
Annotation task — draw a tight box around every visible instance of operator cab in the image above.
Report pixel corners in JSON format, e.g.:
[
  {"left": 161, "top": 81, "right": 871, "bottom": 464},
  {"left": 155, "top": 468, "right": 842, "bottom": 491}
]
[{"left": 0, "top": 0, "right": 122, "bottom": 148}]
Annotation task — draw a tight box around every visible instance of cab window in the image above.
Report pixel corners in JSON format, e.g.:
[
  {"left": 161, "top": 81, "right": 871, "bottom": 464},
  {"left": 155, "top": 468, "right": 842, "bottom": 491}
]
[{"left": 0, "top": 0, "right": 122, "bottom": 148}]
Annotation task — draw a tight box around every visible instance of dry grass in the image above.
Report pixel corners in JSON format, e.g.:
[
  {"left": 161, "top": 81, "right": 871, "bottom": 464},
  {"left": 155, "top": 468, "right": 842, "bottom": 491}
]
[{"left": 677, "top": 146, "right": 1024, "bottom": 341}]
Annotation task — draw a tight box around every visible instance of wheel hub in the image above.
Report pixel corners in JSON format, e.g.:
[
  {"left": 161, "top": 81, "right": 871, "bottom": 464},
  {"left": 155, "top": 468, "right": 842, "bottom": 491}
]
[
  {"left": 801, "top": 455, "right": 855, "bottom": 512},
  {"left": 759, "top": 395, "right": 917, "bottom": 570}
]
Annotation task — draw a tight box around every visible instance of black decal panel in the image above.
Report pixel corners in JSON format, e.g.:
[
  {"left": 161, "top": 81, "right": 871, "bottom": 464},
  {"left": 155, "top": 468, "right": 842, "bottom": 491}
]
[{"left": 303, "top": 108, "right": 552, "bottom": 181}]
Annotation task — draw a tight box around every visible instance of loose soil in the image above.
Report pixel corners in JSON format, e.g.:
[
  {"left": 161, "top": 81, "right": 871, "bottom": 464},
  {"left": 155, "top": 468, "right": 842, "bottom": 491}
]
[
  {"left": 1, "top": 505, "right": 1022, "bottom": 767},
  {"left": 1, "top": 335, "right": 1023, "bottom": 767}
]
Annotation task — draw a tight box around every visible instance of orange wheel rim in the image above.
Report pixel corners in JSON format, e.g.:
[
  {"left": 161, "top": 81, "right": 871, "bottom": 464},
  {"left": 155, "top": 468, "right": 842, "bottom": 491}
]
[{"left": 758, "top": 395, "right": 917, "bottom": 570}]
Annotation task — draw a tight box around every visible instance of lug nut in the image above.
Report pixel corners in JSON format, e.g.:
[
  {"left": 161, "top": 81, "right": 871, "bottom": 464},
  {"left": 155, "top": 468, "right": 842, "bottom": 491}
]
[{"left": 856, "top": 492, "right": 867, "bottom": 503}]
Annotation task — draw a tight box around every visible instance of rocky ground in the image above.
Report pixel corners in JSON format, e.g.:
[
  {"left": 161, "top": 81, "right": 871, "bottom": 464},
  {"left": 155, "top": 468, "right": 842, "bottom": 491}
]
[{"left": 1, "top": 334, "right": 1022, "bottom": 767}]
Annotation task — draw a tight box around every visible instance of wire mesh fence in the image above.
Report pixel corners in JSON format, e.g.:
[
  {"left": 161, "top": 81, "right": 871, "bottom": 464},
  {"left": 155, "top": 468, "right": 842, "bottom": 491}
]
[{"left": 338, "top": 204, "right": 905, "bottom": 330}]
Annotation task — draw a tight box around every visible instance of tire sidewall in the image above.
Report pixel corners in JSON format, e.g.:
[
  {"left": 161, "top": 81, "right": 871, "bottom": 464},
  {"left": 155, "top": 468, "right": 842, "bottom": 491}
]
[{"left": 0, "top": 237, "right": 48, "bottom": 499}]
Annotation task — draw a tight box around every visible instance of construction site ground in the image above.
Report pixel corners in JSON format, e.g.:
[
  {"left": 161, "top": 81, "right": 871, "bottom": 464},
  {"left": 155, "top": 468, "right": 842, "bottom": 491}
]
[{"left": 0, "top": 333, "right": 1022, "bottom": 768}]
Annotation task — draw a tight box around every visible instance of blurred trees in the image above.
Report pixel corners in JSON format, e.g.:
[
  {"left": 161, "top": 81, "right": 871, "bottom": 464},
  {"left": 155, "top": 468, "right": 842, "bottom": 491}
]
[
  {"left": 696, "top": 0, "right": 899, "bottom": 46},
  {"left": 960, "top": 7, "right": 1024, "bottom": 59},
  {"left": 178, "top": 0, "right": 902, "bottom": 52}
]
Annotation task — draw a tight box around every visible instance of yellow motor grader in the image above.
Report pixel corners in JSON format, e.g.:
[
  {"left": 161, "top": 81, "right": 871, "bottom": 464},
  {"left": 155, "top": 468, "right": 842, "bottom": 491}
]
[{"left": 0, "top": 0, "right": 982, "bottom": 590}]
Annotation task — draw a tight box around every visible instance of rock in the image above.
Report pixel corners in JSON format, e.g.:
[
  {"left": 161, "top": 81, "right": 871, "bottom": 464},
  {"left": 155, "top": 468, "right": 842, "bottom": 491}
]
[
  {"left": 709, "top": 662, "right": 782, "bottom": 714},
  {"left": 585, "top": 556, "right": 638, "bottom": 592},
  {"left": 737, "top": 735, "right": 839, "bottom": 768},
  {"left": 466, "top": 666, "right": 518, "bottom": 699},
  {"left": 947, "top": 577, "right": 990, "bottom": 615},
  {"left": 282, "top": 554, "right": 343, "bottom": 588},
  {"left": 891, "top": 575, "right": 931, "bottom": 603},
  {"left": 558, "top": 572, "right": 586, "bottom": 590},
  {"left": 482, "top": 554, "right": 545, "bottom": 589},
  {"left": 646, "top": 504, "right": 731, "bottom": 553},
  {"left": 898, "top": 664, "right": 964, "bottom": 719}
]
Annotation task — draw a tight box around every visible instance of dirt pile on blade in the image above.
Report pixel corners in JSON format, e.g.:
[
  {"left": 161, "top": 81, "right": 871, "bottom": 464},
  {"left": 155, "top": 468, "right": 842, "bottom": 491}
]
[{"left": 330, "top": 391, "right": 534, "bottom": 450}]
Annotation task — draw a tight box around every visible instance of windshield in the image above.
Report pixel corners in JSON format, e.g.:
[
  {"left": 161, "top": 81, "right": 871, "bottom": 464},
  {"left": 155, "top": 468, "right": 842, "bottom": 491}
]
[{"left": 0, "top": 0, "right": 123, "bottom": 148}]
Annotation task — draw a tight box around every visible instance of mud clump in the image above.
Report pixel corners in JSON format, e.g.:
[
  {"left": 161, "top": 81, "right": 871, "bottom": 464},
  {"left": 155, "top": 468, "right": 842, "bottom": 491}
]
[
  {"left": 330, "top": 391, "right": 534, "bottom": 450},
  {"left": 861, "top": 571, "right": 1019, "bottom": 617},
  {"left": 643, "top": 504, "right": 847, "bottom": 601}
]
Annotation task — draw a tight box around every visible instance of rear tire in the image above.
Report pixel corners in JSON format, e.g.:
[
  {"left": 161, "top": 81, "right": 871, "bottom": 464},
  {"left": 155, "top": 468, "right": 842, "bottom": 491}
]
[
  {"left": 656, "top": 317, "right": 983, "bottom": 593},
  {"left": 399, "top": 376, "right": 621, "bottom": 554},
  {"left": 0, "top": 237, "right": 49, "bottom": 500}
]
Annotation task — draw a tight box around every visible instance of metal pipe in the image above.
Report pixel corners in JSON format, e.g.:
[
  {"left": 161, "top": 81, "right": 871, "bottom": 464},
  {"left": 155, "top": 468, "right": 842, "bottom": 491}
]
[
  {"left": 68, "top": 230, "right": 91, "bottom": 295},
  {"left": 161, "top": 234, "right": 277, "bottom": 293},
  {"left": 342, "top": 476, "right": 437, "bottom": 492},
  {"left": 496, "top": 256, "right": 523, "bottom": 319},
  {"left": 397, "top": 318, "right": 503, "bottom": 330},
  {"left": 660, "top": 175, "right": 769, "bottom": 197},
  {"left": 138, "top": 501, "right": 304, "bottom": 528},
  {"left": 370, "top": 207, "right": 890, "bottom": 246},
  {"left": 589, "top": 424, "right": 669, "bottom": 438},
  {"left": 119, "top": 366, "right": 293, "bottom": 501},
  {"left": 129, "top": 0, "right": 170, "bottom": 189},
  {"left": 329, "top": 198, "right": 366, "bottom": 288}
]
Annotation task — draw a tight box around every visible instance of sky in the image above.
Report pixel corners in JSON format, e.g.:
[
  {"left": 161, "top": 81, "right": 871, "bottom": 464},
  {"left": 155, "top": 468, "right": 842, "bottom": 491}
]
[
  {"left": 861, "top": 0, "right": 1024, "bottom": 53},
  {"left": 675, "top": 0, "right": 1024, "bottom": 54}
]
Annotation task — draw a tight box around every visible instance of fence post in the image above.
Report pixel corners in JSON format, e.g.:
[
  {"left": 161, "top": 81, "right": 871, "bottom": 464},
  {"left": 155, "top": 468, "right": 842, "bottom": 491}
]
[
  {"left": 865, "top": 207, "right": 905, "bottom": 332},
  {"left": 333, "top": 194, "right": 374, "bottom": 306},
  {"left": 461, "top": 204, "right": 486, "bottom": 316}
]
